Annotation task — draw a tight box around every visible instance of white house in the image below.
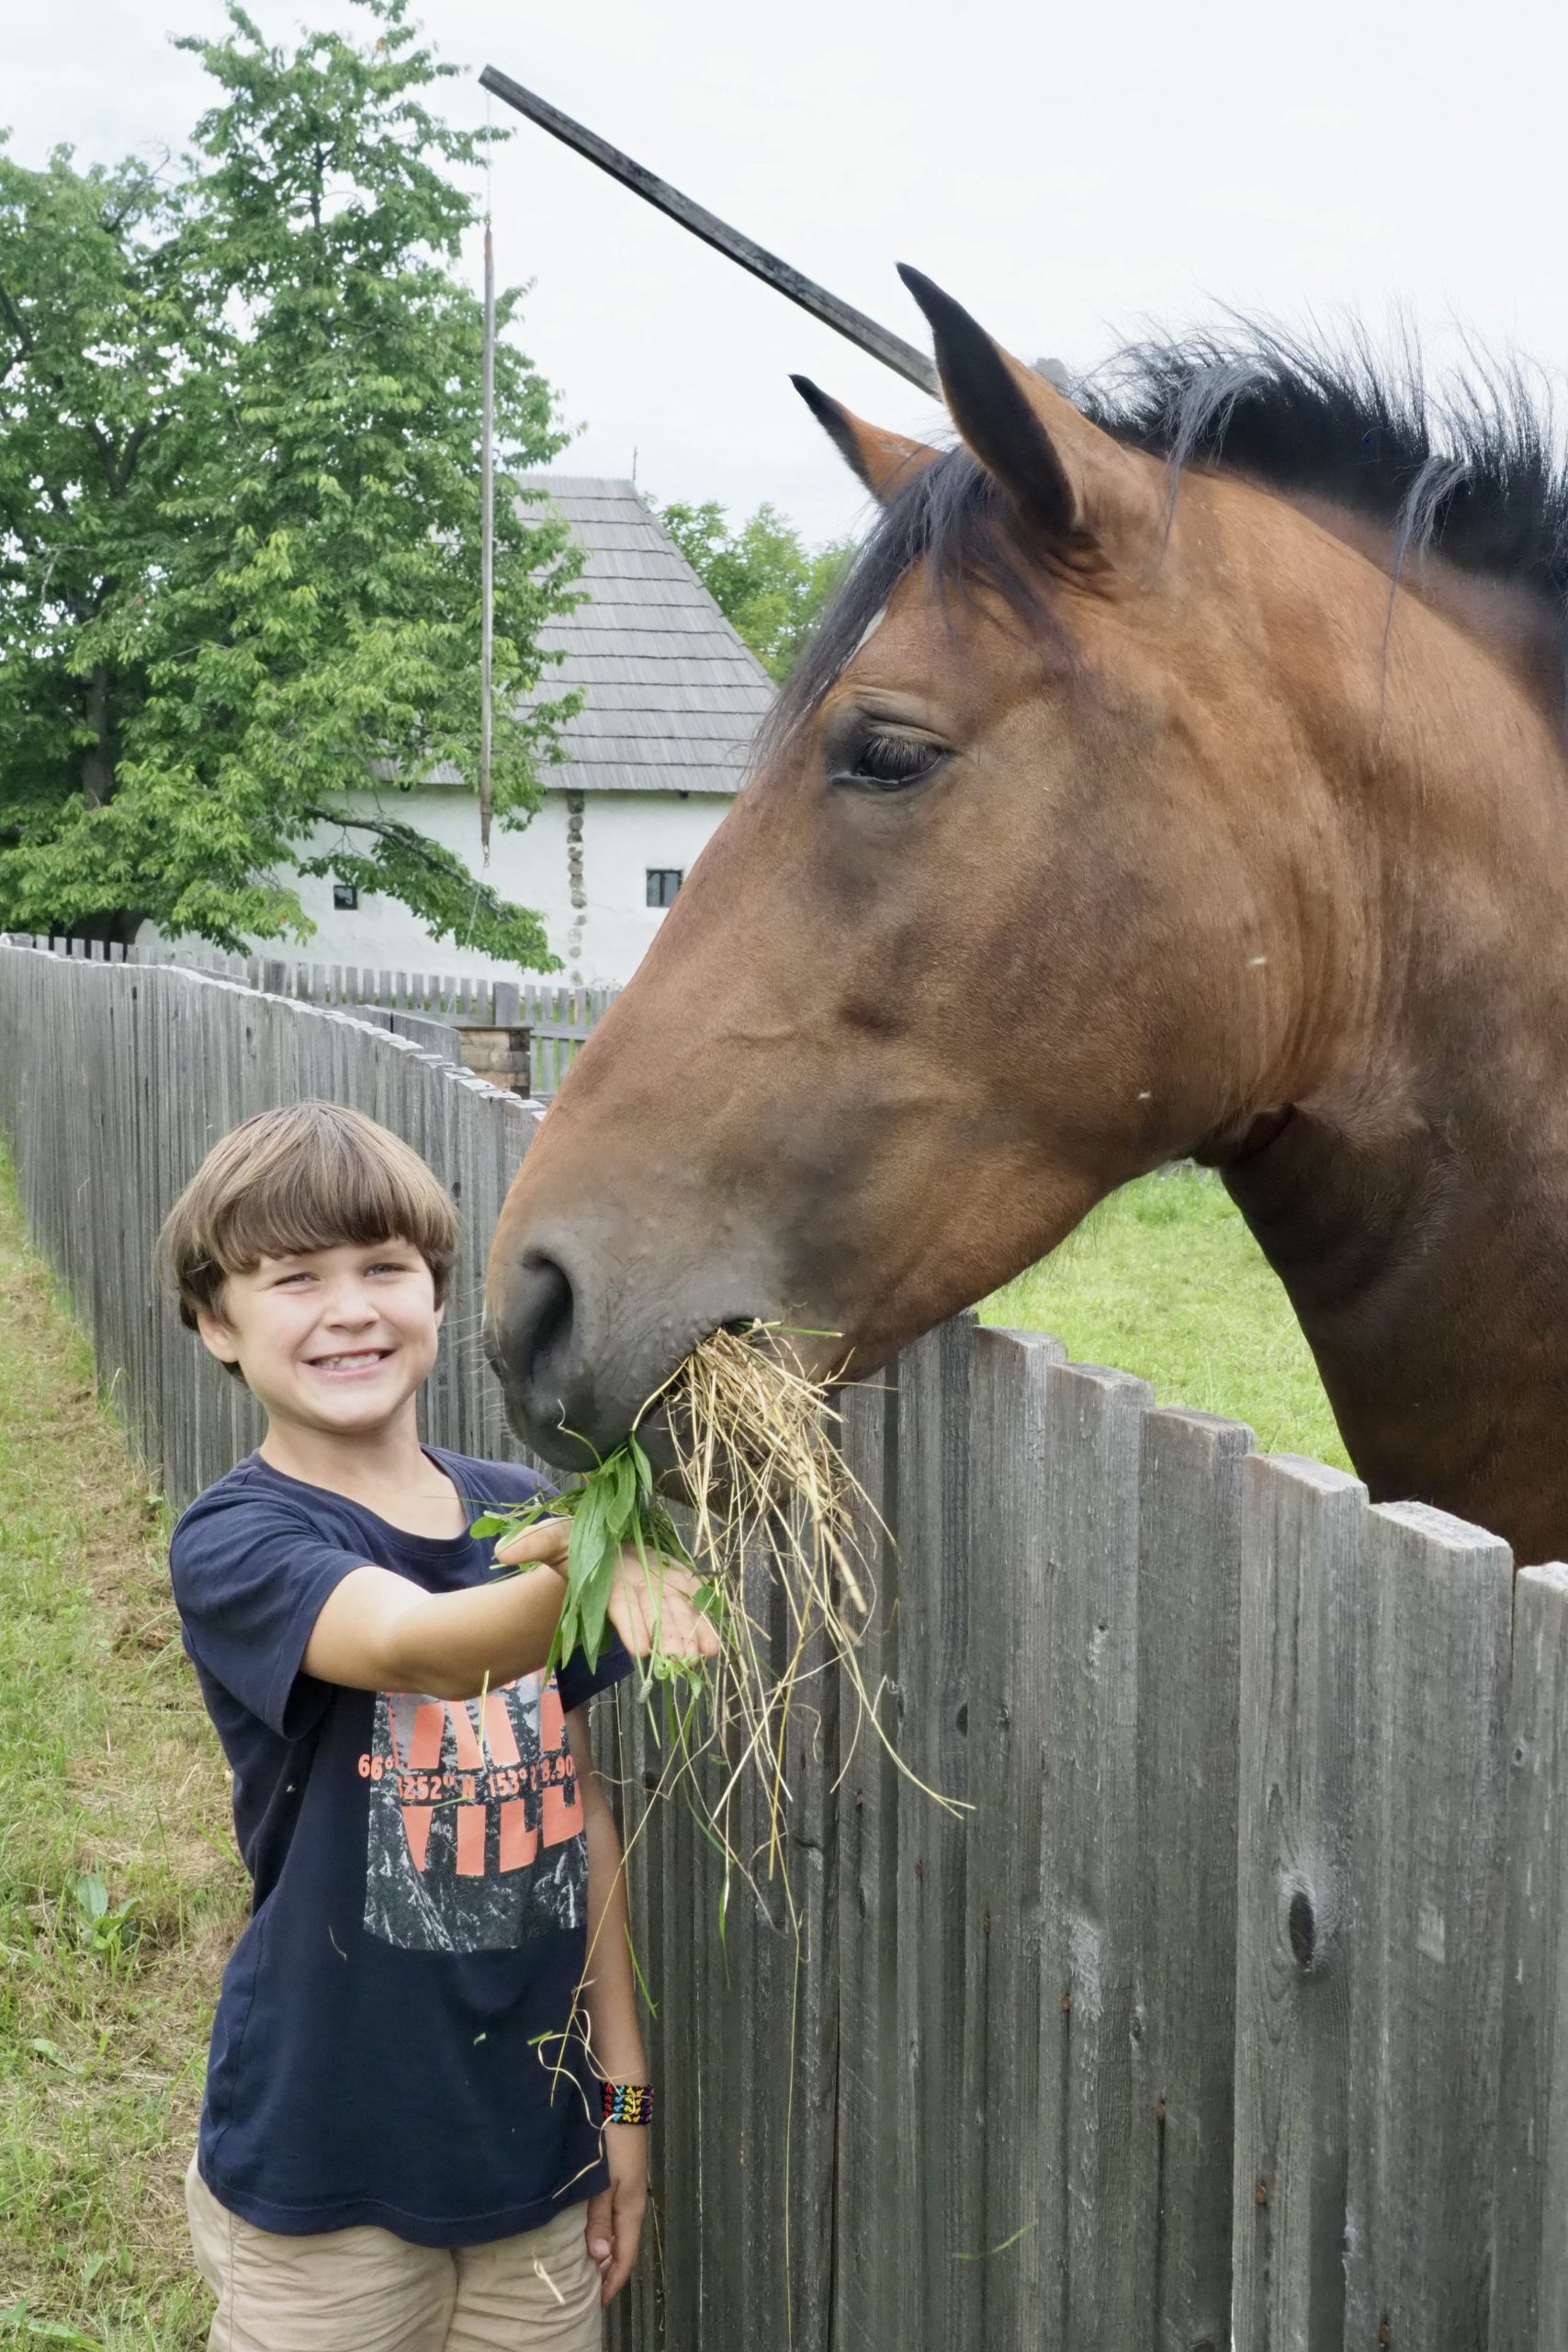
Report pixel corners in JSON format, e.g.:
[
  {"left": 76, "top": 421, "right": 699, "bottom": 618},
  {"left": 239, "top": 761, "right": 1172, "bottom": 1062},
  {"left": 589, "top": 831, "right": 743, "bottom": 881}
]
[{"left": 142, "top": 476, "right": 776, "bottom": 989}]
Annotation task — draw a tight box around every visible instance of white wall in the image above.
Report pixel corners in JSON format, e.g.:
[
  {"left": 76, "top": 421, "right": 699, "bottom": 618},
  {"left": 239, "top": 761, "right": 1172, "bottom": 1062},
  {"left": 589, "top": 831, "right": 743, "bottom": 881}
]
[{"left": 141, "top": 786, "right": 734, "bottom": 989}]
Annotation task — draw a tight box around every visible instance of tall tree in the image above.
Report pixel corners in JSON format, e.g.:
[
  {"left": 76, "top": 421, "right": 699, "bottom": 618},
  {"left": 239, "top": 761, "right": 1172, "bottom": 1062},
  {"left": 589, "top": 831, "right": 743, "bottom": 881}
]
[
  {"left": 657, "top": 500, "right": 853, "bottom": 681},
  {"left": 0, "top": 0, "right": 577, "bottom": 961}
]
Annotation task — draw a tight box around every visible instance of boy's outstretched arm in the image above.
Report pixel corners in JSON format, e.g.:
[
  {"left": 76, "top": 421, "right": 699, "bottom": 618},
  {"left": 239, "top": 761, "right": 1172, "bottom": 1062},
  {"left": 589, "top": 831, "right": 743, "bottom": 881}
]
[
  {"left": 301, "top": 1518, "right": 720, "bottom": 1701},
  {"left": 570, "top": 1706, "right": 649, "bottom": 2307}
]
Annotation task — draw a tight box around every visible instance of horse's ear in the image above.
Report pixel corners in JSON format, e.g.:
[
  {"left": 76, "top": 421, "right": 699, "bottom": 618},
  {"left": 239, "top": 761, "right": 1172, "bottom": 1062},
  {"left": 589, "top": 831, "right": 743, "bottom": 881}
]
[
  {"left": 790, "top": 375, "right": 938, "bottom": 507},
  {"left": 897, "top": 265, "right": 1156, "bottom": 557}
]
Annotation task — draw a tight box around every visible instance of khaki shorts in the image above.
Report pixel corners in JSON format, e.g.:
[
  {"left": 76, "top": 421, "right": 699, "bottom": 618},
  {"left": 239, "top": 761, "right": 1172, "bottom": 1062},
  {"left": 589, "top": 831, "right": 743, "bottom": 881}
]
[{"left": 186, "top": 2155, "right": 604, "bottom": 2352}]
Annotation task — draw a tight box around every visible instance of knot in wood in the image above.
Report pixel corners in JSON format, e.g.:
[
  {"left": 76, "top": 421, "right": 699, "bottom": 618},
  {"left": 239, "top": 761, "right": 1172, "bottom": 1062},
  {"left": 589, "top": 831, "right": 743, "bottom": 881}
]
[{"left": 1287, "top": 1886, "right": 1317, "bottom": 1970}]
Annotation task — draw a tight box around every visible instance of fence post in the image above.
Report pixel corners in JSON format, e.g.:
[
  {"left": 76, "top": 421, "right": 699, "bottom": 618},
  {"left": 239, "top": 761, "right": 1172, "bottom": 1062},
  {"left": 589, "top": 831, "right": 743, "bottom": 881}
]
[
  {"left": 1344, "top": 1500, "right": 1512, "bottom": 2348},
  {"left": 1036, "top": 1359, "right": 1153, "bottom": 2346},
  {"left": 963, "top": 1326, "right": 1064, "bottom": 2346},
  {"left": 834, "top": 1358, "right": 900, "bottom": 2352},
  {"left": 1130, "top": 1406, "right": 1253, "bottom": 2346},
  {"left": 1233, "top": 1453, "right": 1365, "bottom": 2351},
  {"left": 1492, "top": 1561, "right": 1568, "bottom": 2349}
]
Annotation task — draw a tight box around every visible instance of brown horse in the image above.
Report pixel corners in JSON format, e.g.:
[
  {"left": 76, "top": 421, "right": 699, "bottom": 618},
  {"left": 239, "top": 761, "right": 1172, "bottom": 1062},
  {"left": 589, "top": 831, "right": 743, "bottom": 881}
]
[{"left": 487, "top": 267, "right": 1568, "bottom": 1566}]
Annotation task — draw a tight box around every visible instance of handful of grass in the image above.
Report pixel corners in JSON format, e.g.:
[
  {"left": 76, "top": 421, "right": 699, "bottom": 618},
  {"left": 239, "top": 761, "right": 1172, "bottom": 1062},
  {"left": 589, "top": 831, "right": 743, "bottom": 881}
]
[
  {"left": 470, "top": 1429, "right": 722, "bottom": 1684},
  {"left": 474, "top": 1324, "right": 886, "bottom": 1880}
]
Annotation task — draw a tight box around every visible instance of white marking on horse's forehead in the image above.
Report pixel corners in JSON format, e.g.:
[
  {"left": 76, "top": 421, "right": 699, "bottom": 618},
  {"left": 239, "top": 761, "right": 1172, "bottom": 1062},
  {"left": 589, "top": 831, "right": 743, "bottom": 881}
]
[{"left": 847, "top": 605, "right": 888, "bottom": 662}]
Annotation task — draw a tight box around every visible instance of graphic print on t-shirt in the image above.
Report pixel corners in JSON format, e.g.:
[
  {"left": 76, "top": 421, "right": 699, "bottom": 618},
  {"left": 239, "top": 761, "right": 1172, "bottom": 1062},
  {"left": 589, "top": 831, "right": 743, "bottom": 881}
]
[{"left": 361, "top": 1671, "right": 587, "bottom": 1952}]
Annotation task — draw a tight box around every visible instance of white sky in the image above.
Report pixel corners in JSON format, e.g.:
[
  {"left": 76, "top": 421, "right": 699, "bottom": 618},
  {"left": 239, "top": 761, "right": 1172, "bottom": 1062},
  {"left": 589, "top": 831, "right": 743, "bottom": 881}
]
[{"left": 6, "top": 0, "right": 1566, "bottom": 546}]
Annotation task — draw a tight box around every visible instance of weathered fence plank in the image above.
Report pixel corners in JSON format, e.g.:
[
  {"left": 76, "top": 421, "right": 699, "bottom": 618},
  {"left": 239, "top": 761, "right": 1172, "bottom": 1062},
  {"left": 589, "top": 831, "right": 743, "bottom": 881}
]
[
  {"left": 834, "top": 1365, "right": 901, "bottom": 2352},
  {"left": 964, "top": 1327, "right": 1065, "bottom": 2346},
  {"left": 1345, "top": 1500, "right": 1513, "bottom": 2350},
  {"left": 1492, "top": 1561, "right": 1568, "bottom": 2350},
  {"left": 1233, "top": 1453, "right": 1364, "bottom": 2352},
  {"left": 891, "top": 1316, "right": 976, "bottom": 2344},
  {"left": 1037, "top": 1360, "right": 1153, "bottom": 2347},
  {"left": 1133, "top": 1406, "right": 1253, "bottom": 2352}
]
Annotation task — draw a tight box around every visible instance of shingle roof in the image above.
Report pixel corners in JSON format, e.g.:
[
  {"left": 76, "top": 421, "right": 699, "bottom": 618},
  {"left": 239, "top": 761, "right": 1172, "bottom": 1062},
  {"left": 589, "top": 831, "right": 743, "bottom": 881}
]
[{"left": 514, "top": 474, "right": 774, "bottom": 796}]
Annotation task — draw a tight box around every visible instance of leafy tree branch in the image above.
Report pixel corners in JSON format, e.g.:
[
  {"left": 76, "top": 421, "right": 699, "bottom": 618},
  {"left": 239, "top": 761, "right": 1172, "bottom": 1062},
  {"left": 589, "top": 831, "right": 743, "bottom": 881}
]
[{"left": 0, "top": 0, "right": 575, "bottom": 966}]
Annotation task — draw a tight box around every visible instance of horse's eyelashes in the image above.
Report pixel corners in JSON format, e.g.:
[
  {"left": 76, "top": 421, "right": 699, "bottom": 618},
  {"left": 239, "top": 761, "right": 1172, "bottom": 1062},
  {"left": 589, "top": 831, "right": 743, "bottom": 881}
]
[{"left": 834, "top": 731, "right": 947, "bottom": 792}]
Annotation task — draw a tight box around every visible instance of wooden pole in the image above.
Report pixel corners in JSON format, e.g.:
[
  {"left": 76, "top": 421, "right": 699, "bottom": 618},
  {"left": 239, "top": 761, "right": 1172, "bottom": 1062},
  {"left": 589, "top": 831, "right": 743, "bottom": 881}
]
[
  {"left": 479, "top": 216, "right": 496, "bottom": 860},
  {"left": 479, "top": 64, "right": 942, "bottom": 402}
]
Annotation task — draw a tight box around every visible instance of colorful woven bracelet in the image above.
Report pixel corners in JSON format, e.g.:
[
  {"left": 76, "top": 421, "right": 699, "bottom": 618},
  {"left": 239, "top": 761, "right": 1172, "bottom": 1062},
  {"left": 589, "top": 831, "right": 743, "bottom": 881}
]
[{"left": 602, "top": 2082, "right": 653, "bottom": 2127}]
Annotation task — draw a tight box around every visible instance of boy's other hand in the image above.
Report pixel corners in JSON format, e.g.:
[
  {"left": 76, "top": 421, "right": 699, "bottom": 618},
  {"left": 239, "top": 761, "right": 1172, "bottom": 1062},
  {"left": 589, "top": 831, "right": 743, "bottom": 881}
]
[
  {"left": 586, "top": 2124, "right": 648, "bottom": 2303},
  {"left": 607, "top": 1547, "right": 722, "bottom": 1662},
  {"left": 491, "top": 1515, "right": 571, "bottom": 1574}
]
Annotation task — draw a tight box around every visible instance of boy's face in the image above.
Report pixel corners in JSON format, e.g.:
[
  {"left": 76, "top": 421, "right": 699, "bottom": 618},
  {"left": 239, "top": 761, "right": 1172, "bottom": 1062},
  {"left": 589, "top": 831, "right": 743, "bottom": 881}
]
[{"left": 197, "top": 1237, "right": 444, "bottom": 1437}]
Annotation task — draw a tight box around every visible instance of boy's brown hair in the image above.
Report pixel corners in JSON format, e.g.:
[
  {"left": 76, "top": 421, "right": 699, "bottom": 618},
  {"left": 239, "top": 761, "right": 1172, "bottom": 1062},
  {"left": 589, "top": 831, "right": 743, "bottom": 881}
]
[{"left": 157, "top": 1102, "right": 462, "bottom": 1365}]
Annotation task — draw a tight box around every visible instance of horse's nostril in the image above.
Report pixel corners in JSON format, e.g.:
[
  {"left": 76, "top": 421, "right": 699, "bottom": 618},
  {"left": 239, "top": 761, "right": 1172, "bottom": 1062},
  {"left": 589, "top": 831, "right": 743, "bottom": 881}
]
[{"left": 507, "top": 1252, "right": 576, "bottom": 1397}]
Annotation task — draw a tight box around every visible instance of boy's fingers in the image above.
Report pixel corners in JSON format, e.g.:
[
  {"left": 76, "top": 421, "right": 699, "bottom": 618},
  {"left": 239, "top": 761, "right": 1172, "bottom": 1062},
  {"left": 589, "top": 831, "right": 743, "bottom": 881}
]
[
  {"left": 603, "top": 2184, "right": 645, "bottom": 2301},
  {"left": 584, "top": 2186, "right": 613, "bottom": 2269},
  {"left": 607, "top": 1580, "right": 652, "bottom": 1655},
  {"left": 660, "top": 1597, "right": 719, "bottom": 1658},
  {"left": 491, "top": 1516, "right": 570, "bottom": 1568},
  {"left": 606, "top": 1548, "right": 725, "bottom": 1659}
]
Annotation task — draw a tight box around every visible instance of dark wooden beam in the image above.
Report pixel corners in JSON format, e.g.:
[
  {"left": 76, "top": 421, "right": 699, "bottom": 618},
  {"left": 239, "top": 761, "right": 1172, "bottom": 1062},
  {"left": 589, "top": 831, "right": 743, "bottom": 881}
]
[{"left": 479, "top": 64, "right": 942, "bottom": 402}]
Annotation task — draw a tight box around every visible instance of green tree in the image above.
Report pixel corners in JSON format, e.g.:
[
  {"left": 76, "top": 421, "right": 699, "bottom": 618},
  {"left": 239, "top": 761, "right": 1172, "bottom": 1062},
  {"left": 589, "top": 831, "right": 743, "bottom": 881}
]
[
  {"left": 0, "top": 0, "right": 577, "bottom": 961},
  {"left": 657, "top": 499, "right": 853, "bottom": 682}
]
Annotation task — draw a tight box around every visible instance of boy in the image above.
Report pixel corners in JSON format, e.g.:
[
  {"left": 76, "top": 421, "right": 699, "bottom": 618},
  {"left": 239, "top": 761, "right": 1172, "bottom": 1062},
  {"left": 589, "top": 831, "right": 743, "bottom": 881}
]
[{"left": 158, "top": 1100, "right": 717, "bottom": 2350}]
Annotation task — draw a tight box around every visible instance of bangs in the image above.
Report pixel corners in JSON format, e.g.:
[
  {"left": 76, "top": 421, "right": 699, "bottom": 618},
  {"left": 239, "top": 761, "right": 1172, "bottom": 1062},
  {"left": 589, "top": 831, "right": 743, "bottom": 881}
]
[{"left": 159, "top": 1102, "right": 461, "bottom": 1329}]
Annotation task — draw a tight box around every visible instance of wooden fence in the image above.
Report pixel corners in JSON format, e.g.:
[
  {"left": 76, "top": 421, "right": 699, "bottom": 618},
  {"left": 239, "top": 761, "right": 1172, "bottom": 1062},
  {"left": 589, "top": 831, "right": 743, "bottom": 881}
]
[
  {"left": 4, "top": 935, "right": 1568, "bottom": 2349},
  {"left": 3, "top": 933, "right": 616, "bottom": 1096}
]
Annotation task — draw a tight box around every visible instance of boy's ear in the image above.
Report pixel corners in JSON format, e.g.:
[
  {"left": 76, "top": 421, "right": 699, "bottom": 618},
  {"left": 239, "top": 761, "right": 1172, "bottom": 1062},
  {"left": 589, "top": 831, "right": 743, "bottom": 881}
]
[{"left": 196, "top": 1306, "right": 243, "bottom": 1366}]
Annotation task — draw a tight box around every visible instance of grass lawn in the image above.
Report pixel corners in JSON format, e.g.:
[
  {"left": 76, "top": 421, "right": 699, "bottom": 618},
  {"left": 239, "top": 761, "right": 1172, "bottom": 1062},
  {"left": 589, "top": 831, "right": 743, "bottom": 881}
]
[
  {"left": 0, "top": 1154, "right": 243, "bottom": 2349},
  {"left": 981, "top": 1163, "right": 1349, "bottom": 1469}
]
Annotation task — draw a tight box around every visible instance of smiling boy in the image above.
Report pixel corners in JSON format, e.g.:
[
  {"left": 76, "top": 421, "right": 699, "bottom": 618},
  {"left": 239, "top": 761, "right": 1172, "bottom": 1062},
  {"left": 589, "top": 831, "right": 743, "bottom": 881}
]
[{"left": 156, "top": 1101, "right": 716, "bottom": 2351}]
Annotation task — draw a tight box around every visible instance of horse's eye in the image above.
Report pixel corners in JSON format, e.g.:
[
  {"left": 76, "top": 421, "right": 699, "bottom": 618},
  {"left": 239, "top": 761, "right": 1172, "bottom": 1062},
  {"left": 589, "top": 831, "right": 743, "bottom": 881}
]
[{"left": 836, "top": 731, "right": 946, "bottom": 791}]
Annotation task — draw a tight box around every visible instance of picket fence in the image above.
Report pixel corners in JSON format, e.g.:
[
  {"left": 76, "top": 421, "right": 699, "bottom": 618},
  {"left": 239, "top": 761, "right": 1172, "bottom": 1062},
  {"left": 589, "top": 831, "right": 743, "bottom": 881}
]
[
  {"left": 3, "top": 934, "right": 1568, "bottom": 2351},
  {"left": 2, "top": 934, "right": 616, "bottom": 1097}
]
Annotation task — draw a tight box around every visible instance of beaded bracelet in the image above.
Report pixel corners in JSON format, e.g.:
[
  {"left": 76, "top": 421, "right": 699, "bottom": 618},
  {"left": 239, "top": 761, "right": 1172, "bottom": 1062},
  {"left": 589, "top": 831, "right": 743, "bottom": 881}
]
[{"left": 602, "top": 2082, "right": 654, "bottom": 2127}]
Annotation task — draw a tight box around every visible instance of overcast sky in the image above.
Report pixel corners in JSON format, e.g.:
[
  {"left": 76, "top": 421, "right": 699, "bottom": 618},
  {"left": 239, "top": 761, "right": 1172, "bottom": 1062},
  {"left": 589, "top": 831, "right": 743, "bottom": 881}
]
[{"left": 8, "top": 0, "right": 1565, "bottom": 546}]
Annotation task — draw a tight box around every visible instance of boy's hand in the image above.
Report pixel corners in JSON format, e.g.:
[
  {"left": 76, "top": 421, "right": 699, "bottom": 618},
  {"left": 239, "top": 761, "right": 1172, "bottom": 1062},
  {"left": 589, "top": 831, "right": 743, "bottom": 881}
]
[
  {"left": 491, "top": 1515, "right": 571, "bottom": 1574},
  {"left": 606, "top": 1546, "right": 722, "bottom": 1662},
  {"left": 586, "top": 2123, "right": 648, "bottom": 2304},
  {"left": 492, "top": 1515, "right": 721, "bottom": 1660}
]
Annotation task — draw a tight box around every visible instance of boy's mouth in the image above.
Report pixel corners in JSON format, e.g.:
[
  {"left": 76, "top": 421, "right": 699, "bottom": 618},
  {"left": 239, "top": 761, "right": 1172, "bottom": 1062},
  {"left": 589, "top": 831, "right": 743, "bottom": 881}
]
[{"left": 305, "top": 1348, "right": 394, "bottom": 1377}]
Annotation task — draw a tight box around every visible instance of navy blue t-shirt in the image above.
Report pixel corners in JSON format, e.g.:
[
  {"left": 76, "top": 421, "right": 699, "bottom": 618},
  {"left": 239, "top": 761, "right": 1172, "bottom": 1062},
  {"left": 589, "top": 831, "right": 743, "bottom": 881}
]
[{"left": 169, "top": 1446, "right": 630, "bottom": 2246}]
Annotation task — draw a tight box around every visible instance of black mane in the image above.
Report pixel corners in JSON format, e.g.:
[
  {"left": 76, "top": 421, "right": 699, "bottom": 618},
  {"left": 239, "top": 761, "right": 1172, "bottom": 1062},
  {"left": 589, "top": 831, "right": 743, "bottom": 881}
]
[
  {"left": 768, "top": 322, "right": 1568, "bottom": 751},
  {"left": 1086, "top": 322, "right": 1568, "bottom": 603}
]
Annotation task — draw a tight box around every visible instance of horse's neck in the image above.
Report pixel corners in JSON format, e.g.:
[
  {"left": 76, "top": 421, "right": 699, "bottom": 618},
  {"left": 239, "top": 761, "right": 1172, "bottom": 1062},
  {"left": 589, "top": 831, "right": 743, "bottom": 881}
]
[{"left": 1227, "top": 631, "right": 1568, "bottom": 1563}]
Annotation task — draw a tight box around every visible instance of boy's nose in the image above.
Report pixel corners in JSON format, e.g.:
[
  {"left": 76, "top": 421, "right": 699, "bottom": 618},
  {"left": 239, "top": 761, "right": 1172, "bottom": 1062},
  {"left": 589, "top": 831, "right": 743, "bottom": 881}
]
[{"left": 322, "top": 1285, "right": 380, "bottom": 1328}]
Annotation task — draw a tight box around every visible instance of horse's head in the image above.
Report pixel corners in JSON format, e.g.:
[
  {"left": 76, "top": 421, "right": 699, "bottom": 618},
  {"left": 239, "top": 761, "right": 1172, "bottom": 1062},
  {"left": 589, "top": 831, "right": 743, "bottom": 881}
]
[{"left": 488, "top": 270, "right": 1382, "bottom": 1463}]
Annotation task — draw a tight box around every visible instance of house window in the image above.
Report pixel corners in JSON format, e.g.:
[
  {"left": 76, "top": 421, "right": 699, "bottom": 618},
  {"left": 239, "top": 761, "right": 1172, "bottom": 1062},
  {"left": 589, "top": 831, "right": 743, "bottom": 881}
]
[
  {"left": 646, "top": 868, "right": 683, "bottom": 910},
  {"left": 333, "top": 882, "right": 358, "bottom": 910}
]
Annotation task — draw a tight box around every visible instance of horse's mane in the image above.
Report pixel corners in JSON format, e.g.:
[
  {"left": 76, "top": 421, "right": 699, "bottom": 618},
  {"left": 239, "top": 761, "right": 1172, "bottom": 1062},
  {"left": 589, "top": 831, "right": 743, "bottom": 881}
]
[
  {"left": 766, "top": 322, "right": 1568, "bottom": 753},
  {"left": 1089, "top": 322, "right": 1568, "bottom": 602}
]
